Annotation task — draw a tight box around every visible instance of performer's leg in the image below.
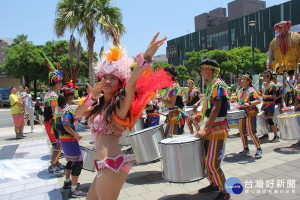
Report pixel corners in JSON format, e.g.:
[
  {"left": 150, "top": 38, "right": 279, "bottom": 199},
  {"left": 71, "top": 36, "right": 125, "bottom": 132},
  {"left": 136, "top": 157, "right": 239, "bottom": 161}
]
[
  {"left": 86, "top": 176, "right": 98, "bottom": 200},
  {"left": 238, "top": 118, "right": 249, "bottom": 154},
  {"left": 96, "top": 169, "right": 128, "bottom": 200},
  {"left": 51, "top": 141, "right": 62, "bottom": 165},
  {"left": 205, "top": 139, "right": 226, "bottom": 192},
  {"left": 246, "top": 116, "right": 261, "bottom": 149},
  {"left": 186, "top": 116, "right": 194, "bottom": 134}
]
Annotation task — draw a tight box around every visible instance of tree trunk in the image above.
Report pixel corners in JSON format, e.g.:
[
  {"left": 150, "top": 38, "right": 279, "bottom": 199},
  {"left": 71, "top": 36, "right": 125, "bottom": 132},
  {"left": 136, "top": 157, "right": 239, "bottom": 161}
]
[{"left": 87, "top": 29, "right": 95, "bottom": 87}]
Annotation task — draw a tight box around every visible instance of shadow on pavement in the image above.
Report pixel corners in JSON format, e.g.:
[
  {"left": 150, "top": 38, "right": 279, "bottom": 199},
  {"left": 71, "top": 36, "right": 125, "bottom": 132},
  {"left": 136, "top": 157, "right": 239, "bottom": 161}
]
[
  {"left": 274, "top": 146, "right": 300, "bottom": 154},
  {"left": 227, "top": 132, "right": 240, "bottom": 138},
  {"left": 37, "top": 169, "right": 64, "bottom": 180},
  {"left": 60, "top": 183, "right": 90, "bottom": 200},
  {"left": 41, "top": 155, "right": 51, "bottom": 160},
  {"left": 46, "top": 188, "right": 63, "bottom": 200},
  {"left": 223, "top": 153, "right": 256, "bottom": 164},
  {"left": 126, "top": 171, "right": 163, "bottom": 185},
  {"left": 158, "top": 192, "right": 219, "bottom": 200}
]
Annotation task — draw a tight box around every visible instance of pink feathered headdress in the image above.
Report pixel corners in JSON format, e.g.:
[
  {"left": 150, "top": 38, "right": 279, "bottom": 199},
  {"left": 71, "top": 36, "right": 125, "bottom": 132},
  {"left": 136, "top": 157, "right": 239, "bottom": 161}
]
[{"left": 95, "top": 46, "right": 134, "bottom": 84}]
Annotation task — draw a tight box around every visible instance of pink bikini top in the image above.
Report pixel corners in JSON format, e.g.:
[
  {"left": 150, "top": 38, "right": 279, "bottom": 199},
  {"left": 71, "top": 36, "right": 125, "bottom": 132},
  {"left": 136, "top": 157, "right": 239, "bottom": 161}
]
[{"left": 88, "top": 113, "right": 124, "bottom": 137}]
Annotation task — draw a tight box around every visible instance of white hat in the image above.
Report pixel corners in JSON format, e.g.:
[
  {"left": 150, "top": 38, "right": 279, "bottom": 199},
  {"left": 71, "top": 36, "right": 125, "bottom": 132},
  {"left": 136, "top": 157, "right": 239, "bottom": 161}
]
[{"left": 36, "top": 97, "right": 41, "bottom": 100}]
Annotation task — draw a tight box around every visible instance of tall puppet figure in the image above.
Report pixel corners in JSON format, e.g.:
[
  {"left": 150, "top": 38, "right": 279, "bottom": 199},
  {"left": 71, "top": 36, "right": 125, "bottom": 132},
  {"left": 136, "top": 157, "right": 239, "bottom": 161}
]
[{"left": 267, "top": 20, "right": 300, "bottom": 74}]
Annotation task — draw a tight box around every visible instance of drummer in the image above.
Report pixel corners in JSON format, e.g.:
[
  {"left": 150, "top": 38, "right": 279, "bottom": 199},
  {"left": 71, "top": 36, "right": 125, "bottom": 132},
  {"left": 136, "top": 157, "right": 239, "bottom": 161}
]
[
  {"left": 259, "top": 70, "right": 279, "bottom": 142},
  {"left": 195, "top": 58, "right": 231, "bottom": 200},
  {"left": 159, "top": 66, "right": 185, "bottom": 137},
  {"left": 272, "top": 74, "right": 284, "bottom": 114},
  {"left": 184, "top": 79, "right": 201, "bottom": 134},
  {"left": 55, "top": 87, "right": 85, "bottom": 197},
  {"left": 145, "top": 94, "right": 160, "bottom": 128},
  {"left": 235, "top": 72, "right": 262, "bottom": 158}
]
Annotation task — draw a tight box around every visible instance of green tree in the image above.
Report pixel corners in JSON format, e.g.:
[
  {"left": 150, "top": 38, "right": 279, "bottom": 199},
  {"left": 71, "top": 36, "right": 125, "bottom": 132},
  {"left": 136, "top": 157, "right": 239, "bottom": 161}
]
[
  {"left": 2, "top": 40, "right": 46, "bottom": 97},
  {"left": 153, "top": 61, "right": 170, "bottom": 71},
  {"left": 229, "top": 46, "right": 267, "bottom": 74},
  {"left": 55, "top": 0, "right": 125, "bottom": 86},
  {"left": 12, "top": 34, "right": 28, "bottom": 46},
  {"left": 176, "top": 65, "right": 191, "bottom": 83}
]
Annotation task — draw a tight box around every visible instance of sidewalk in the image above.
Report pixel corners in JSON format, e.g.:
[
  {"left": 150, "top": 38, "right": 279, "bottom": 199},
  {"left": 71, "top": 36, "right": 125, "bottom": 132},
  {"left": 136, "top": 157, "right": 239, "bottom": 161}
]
[{"left": 0, "top": 121, "right": 300, "bottom": 200}]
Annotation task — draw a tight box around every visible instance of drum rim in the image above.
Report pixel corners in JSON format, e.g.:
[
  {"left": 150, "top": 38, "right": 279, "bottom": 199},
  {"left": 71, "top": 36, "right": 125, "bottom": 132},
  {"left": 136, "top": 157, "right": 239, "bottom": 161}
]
[
  {"left": 128, "top": 124, "right": 164, "bottom": 137},
  {"left": 162, "top": 176, "right": 206, "bottom": 183},
  {"left": 80, "top": 146, "right": 95, "bottom": 152},
  {"left": 159, "top": 137, "right": 202, "bottom": 145}
]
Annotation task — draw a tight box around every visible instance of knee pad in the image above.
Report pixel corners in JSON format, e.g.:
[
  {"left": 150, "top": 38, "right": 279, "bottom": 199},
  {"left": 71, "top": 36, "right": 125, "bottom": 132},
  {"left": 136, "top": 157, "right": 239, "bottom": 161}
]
[
  {"left": 66, "top": 161, "right": 72, "bottom": 170},
  {"left": 71, "top": 161, "right": 83, "bottom": 176},
  {"left": 267, "top": 119, "right": 274, "bottom": 126}
]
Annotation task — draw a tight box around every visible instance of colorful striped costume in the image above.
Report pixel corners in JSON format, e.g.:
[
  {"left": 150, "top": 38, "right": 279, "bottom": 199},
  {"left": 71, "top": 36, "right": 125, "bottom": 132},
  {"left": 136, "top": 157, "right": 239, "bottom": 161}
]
[
  {"left": 165, "top": 83, "right": 185, "bottom": 137},
  {"left": 55, "top": 105, "right": 83, "bottom": 162},
  {"left": 44, "top": 90, "right": 62, "bottom": 164},
  {"left": 237, "top": 87, "right": 261, "bottom": 149},
  {"left": 261, "top": 82, "right": 276, "bottom": 113},
  {"left": 203, "top": 78, "right": 229, "bottom": 192}
]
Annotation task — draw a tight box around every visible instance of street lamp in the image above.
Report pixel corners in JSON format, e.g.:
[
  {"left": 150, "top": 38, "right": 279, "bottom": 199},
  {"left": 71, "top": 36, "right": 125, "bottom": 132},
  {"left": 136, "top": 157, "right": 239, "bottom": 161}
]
[{"left": 249, "top": 21, "right": 256, "bottom": 75}]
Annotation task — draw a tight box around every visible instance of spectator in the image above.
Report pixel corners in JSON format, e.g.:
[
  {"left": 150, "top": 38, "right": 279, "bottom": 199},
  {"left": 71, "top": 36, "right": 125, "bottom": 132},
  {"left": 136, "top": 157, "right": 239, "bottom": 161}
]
[
  {"left": 9, "top": 86, "right": 25, "bottom": 139},
  {"left": 39, "top": 92, "right": 44, "bottom": 101},
  {"left": 35, "top": 97, "right": 44, "bottom": 124},
  {"left": 24, "top": 87, "right": 35, "bottom": 133}
]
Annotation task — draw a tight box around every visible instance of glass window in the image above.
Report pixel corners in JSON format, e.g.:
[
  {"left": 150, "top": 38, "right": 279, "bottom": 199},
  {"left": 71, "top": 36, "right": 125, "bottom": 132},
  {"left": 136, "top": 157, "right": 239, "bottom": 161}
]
[
  {"left": 2, "top": 58, "right": 5, "bottom": 61},
  {"left": 1, "top": 52, "right": 5, "bottom": 55},
  {"left": 1, "top": 46, "right": 4, "bottom": 49}
]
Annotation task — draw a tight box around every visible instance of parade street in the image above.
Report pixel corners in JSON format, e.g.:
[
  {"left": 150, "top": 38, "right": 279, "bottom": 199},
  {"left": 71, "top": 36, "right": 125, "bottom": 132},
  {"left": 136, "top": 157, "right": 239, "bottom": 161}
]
[{"left": 0, "top": 107, "right": 299, "bottom": 200}]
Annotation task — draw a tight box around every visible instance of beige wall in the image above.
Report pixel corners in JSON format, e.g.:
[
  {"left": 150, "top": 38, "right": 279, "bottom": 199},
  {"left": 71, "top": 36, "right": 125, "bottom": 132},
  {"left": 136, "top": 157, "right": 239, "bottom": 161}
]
[{"left": 0, "top": 78, "right": 21, "bottom": 88}]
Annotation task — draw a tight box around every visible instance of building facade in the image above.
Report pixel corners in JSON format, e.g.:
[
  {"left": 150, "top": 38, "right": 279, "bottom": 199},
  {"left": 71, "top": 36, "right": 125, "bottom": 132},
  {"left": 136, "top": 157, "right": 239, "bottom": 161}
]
[
  {"left": 167, "top": 0, "right": 300, "bottom": 66},
  {"left": 0, "top": 38, "right": 13, "bottom": 64}
]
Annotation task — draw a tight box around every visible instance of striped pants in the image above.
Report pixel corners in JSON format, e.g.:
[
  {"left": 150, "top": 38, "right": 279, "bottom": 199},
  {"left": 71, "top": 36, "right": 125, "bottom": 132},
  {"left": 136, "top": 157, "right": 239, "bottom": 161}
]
[
  {"left": 45, "top": 121, "right": 62, "bottom": 164},
  {"left": 204, "top": 139, "right": 226, "bottom": 192},
  {"left": 51, "top": 140, "right": 62, "bottom": 165},
  {"left": 186, "top": 116, "right": 200, "bottom": 134},
  {"left": 238, "top": 117, "right": 261, "bottom": 149}
]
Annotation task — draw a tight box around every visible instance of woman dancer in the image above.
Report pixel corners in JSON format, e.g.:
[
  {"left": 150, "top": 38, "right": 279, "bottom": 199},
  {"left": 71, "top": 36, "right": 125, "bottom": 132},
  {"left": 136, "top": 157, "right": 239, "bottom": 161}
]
[
  {"left": 235, "top": 72, "right": 262, "bottom": 158},
  {"left": 159, "top": 66, "right": 185, "bottom": 137},
  {"left": 74, "top": 32, "right": 171, "bottom": 200},
  {"left": 259, "top": 71, "right": 279, "bottom": 142},
  {"left": 272, "top": 74, "right": 284, "bottom": 114},
  {"left": 184, "top": 79, "right": 201, "bottom": 134}
]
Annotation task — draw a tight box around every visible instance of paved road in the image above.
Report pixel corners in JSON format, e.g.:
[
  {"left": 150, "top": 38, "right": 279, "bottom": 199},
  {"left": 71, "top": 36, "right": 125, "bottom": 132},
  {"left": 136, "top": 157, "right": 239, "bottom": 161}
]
[{"left": 0, "top": 108, "right": 14, "bottom": 128}]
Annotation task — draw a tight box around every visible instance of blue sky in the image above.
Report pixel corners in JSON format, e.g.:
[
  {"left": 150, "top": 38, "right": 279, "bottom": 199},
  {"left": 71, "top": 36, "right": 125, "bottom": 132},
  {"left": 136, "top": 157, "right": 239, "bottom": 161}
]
[{"left": 0, "top": 0, "right": 289, "bottom": 57}]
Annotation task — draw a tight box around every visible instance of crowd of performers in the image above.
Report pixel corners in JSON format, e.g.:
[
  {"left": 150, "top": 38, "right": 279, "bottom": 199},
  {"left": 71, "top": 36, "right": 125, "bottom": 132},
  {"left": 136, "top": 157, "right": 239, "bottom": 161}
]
[{"left": 41, "top": 32, "right": 300, "bottom": 200}]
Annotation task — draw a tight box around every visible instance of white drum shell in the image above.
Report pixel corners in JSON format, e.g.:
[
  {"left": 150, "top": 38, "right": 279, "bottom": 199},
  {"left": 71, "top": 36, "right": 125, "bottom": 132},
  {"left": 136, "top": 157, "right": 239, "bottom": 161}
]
[
  {"left": 80, "top": 146, "right": 96, "bottom": 172},
  {"left": 159, "top": 136, "right": 206, "bottom": 183},
  {"left": 227, "top": 110, "right": 246, "bottom": 120},
  {"left": 184, "top": 107, "right": 194, "bottom": 116},
  {"left": 129, "top": 124, "right": 164, "bottom": 164},
  {"left": 273, "top": 105, "right": 280, "bottom": 125},
  {"left": 256, "top": 111, "right": 269, "bottom": 136},
  {"left": 119, "top": 118, "right": 145, "bottom": 146},
  {"left": 277, "top": 112, "right": 300, "bottom": 140}
]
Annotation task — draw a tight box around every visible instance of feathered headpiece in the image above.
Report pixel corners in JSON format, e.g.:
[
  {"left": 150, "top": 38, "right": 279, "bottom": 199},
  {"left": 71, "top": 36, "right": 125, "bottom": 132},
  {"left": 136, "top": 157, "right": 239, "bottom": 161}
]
[
  {"left": 41, "top": 52, "right": 63, "bottom": 85},
  {"left": 95, "top": 46, "right": 133, "bottom": 84}
]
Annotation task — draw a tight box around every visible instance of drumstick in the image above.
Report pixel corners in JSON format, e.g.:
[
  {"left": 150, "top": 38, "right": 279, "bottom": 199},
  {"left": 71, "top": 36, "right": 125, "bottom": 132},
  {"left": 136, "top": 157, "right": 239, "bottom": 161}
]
[{"left": 158, "top": 112, "right": 168, "bottom": 116}]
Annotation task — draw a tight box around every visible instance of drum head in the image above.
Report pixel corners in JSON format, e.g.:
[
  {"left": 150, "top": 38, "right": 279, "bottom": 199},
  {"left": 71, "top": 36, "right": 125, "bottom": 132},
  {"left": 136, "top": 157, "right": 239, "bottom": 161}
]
[
  {"left": 128, "top": 124, "right": 164, "bottom": 137},
  {"left": 184, "top": 107, "right": 193, "bottom": 112},
  {"left": 159, "top": 135, "right": 201, "bottom": 144},
  {"left": 197, "top": 105, "right": 203, "bottom": 112}
]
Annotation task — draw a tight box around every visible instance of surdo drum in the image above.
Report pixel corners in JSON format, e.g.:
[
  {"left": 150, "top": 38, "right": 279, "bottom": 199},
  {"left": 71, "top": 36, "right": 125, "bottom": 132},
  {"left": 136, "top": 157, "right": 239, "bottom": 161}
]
[
  {"left": 159, "top": 135, "right": 206, "bottom": 183},
  {"left": 128, "top": 124, "right": 165, "bottom": 164}
]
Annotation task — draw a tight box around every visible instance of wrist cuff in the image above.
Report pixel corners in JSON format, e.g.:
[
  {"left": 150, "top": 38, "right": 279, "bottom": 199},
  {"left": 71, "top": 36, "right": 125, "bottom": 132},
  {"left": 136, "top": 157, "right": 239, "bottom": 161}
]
[
  {"left": 83, "top": 93, "right": 96, "bottom": 106},
  {"left": 137, "top": 53, "right": 153, "bottom": 71}
]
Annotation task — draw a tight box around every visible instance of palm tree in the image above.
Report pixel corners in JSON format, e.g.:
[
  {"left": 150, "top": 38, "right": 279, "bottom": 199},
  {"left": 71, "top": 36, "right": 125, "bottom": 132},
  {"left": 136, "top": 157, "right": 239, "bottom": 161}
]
[
  {"left": 55, "top": 0, "right": 125, "bottom": 86},
  {"left": 12, "top": 34, "right": 28, "bottom": 46}
]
